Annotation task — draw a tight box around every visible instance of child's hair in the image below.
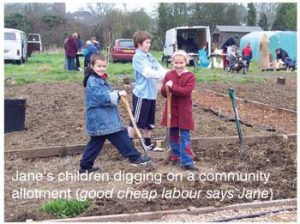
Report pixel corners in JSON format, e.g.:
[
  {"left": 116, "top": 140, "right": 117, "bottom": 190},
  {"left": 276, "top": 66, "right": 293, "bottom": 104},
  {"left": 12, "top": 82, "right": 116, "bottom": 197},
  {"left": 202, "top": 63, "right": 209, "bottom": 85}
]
[
  {"left": 90, "top": 53, "right": 106, "bottom": 66},
  {"left": 72, "top": 33, "right": 78, "bottom": 39},
  {"left": 133, "top": 31, "right": 152, "bottom": 48},
  {"left": 172, "top": 50, "right": 189, "bottom": 63},
  {"left": 83, "top": 53, "right": 106, "bottom": 87}
]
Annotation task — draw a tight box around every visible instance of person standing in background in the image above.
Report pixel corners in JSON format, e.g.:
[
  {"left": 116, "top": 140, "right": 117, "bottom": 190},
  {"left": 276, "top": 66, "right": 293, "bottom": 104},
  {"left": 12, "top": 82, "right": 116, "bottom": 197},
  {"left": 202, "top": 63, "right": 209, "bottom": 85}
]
[
  {"left": 221, "top": 37, "right": 236, "bottom": 71},
  {"left": 64, "top": 34, "right": 71, "bottom": 70},
  {"left": 91, "top": 36, "right": 101, "bottom": 51},
  {"left": 242, "top": 43, "right": 253, "bottom": 71},
  {"left": 75, "top": 33, "right": 83, "bottom": 71},
  {"left": 65, "top": 33, "right": 78, "bottom": 71},
  {"left": 83, "top": 40, "right": 99, "bottom": 68}
]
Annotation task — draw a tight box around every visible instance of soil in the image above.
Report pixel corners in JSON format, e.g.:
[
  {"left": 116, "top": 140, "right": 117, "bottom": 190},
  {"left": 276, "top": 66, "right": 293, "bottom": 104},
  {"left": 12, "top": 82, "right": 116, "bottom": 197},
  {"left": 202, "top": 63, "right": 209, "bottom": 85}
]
[
  {"left": 4, "top": 136, "right": 296, "bottom": 221},
  {"left": 4, "top": 75, "right": 296, "bottom": 151},
  {"left": 193, "top": 90, "right": 296, "bottom": 134},
  {"left": 4, "top": 74, "right": 297, "bottom": 221},
  {"left": 199, "top": 73, "right": 297, "bottom": 111}
]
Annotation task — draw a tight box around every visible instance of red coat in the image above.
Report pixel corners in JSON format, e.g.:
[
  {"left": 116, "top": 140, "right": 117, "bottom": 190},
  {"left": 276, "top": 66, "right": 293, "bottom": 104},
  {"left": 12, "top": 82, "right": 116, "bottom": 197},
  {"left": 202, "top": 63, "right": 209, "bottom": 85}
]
[
  {"left": 65, "top": 36, "right": 78, "bottom": 57},
  {"left": 161, "top": 70, "right": 195, "bottom": 130}
]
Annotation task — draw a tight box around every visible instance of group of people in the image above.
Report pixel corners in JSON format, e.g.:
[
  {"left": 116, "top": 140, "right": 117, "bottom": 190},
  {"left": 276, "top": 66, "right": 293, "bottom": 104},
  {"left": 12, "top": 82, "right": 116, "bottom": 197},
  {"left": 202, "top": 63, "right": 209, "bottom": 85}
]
[
  {"left": 260, "top": 34, "right": 295, "bottom": 71},
  {"left": 222, "top": 35, "right": 295, "bottom": 73},
  {"left": 64, "top": 33, "right": 101, "bottom": 71},
  {"left": 221, "top": 37, "right": 253, "bottom": 73},
  {"left": 79, "top": 31, "right": 198, "bottom": 174},
  {"left": 77, "top": 31, "right": 297, "bottom": 174}
]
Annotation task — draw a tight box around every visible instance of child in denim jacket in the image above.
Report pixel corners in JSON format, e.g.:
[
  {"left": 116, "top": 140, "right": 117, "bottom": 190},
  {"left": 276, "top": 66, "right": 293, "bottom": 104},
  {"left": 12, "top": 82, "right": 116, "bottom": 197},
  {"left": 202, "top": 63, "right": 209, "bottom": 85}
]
[{"left": 79, "top": 53, "right": 151, "bottom": 173}]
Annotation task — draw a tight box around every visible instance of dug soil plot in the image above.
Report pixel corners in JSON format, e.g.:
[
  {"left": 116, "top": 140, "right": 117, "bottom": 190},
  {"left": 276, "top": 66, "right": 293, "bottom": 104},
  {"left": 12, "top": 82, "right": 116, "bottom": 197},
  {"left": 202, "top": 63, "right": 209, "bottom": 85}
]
[
  {"left": 5, "top": 136, "right": 296, "bottom": 221},
  {"left": 199, "top": 74, "right": 296, "bottom": 111},
  {"left": 5, "top": 83, "right": 271, "bottom": 151},
  {"left": 193, "top": 90, "right": 296, "bottom": 133}
]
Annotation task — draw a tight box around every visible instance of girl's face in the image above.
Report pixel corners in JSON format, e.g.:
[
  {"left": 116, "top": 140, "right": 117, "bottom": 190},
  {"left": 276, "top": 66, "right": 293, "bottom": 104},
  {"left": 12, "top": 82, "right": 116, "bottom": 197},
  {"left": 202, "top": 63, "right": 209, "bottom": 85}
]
[
  {"left": 172, "top": 55, "right": 187, "bottom": 74},
  {"left": 138, "top": 39, "right": 151, "bottom": 53},
  {"left": 92, "top": 59, "right": 107, "bottom": 75}
]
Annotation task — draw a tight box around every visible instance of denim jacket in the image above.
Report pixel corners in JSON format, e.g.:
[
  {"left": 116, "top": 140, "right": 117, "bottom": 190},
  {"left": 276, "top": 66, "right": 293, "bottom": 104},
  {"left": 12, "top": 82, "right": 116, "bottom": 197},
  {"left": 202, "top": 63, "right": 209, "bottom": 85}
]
[{"left": 85, "top": 71, "right": 123, "bottom": 136}]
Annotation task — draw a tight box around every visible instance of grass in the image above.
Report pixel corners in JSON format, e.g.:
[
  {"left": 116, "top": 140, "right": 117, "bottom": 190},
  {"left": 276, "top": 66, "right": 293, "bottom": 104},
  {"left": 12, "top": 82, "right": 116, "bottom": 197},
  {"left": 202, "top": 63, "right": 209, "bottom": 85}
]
[
  {"left": 5, "top": 50, "right": 295, "bottom": 85},
  {"left": 5, "top": 52, "right": 83, "bottom": 85},
  {"left": 39, "top": 199, "right": 92, "bottom": 219}
]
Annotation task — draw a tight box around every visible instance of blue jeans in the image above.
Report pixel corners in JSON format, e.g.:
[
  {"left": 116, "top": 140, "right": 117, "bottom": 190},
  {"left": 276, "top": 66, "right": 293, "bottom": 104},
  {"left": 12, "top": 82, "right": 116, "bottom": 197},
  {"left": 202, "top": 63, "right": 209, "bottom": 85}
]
[
  {"left": 67, "top": 56, "right": 75, "bottom": 70},
  {"left": 80, "top": 129, "right": 141, "bottom": 170},
  {"left": 169, "top": 127, "right": 193, "bottom": 166}
]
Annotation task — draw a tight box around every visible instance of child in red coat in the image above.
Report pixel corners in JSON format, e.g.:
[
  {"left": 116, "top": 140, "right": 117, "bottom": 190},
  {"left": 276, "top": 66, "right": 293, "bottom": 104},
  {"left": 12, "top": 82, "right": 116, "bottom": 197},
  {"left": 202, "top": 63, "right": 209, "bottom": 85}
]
[{"left": 161, "top": 50, "right": 197, "bottom": 171}]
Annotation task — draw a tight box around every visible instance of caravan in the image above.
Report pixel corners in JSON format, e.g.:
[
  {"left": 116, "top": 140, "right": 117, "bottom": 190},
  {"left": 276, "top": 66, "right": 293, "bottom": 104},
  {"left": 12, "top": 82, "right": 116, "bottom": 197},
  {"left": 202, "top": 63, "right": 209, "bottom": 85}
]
[
  {"left": 162, "top": 26, "right": 211, "bottom": 66},
  {"left": 4, "top": 28, "right": 28, "bottom": 64}
]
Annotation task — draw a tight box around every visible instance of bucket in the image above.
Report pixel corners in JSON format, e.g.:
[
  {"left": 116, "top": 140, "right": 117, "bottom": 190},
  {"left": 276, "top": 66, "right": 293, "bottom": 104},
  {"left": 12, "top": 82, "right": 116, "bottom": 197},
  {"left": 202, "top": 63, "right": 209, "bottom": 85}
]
[{"left": 5, "top": 99, "right": 26, "bottom": 133}]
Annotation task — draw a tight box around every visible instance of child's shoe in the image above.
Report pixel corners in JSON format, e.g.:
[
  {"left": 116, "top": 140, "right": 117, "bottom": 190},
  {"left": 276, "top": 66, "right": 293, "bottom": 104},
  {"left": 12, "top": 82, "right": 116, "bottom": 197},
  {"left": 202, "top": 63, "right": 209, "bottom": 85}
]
[
  {"left": 79, "top": 166, "right": 100, "bottom": 174},
  {"left": 145, "top": 143, "right": 164, "bottom": 152},
  {"left": 130, "top": 155, "right": 151, "bottom": 166},
  {"left": 182, "top": 164, "right": 199, "bottom": 171}
]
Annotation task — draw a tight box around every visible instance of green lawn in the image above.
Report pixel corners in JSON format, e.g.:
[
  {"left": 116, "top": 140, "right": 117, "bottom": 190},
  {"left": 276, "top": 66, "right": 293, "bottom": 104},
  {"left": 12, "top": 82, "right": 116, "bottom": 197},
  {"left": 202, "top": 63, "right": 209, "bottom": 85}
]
[{"left": 5, "top": 51, "right": 294, "bottom": 85}]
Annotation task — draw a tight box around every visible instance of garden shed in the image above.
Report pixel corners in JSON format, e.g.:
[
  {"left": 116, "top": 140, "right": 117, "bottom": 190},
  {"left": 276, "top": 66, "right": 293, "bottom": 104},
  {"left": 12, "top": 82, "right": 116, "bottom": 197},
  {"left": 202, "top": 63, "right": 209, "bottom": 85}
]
[{"left": 212, "top": 25, "right": 263, "bottom": 48}]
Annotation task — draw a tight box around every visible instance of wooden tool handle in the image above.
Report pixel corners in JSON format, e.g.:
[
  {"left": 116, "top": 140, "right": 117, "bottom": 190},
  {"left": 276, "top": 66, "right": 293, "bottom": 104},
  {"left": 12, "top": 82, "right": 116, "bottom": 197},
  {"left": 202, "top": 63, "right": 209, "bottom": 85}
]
[
  {"left": 120, "top": 95, "right": 143, "bottom": 139},
  {"left": 166, "top": 86, "right": 172, "bottom": 128}
]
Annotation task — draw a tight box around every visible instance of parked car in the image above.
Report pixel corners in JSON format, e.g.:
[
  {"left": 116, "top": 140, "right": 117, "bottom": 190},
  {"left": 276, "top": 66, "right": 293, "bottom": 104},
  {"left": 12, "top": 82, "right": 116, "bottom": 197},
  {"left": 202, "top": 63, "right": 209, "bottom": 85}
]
[
  {"left": 162, "top": 26, "right": 211, "bottom": 66},
  {"left": 110, "top": 39, "right": 135, "bottom": 63},
  {"left": 27, "top": 33, "right": 42, "bottom": 57},
  {"left": 4, "top": 28, "right": 28, "bottom": 64}
]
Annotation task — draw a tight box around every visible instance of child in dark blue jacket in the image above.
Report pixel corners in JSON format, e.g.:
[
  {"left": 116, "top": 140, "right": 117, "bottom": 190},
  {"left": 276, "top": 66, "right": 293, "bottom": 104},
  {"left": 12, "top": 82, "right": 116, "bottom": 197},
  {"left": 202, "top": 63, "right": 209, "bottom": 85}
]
[
  {"left": 83, "top": 40, "right": 98, "bottom": 68},
  {"left": 79, "top": 53, "right": 151, "bottom": 173}
]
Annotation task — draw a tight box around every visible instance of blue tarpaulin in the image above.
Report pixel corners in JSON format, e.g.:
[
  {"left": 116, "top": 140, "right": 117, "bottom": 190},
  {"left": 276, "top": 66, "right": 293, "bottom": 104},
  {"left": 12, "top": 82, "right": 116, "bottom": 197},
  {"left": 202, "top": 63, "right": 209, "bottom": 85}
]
[{"left": 240, "top": 31, "right": 297, "bottom": 62}]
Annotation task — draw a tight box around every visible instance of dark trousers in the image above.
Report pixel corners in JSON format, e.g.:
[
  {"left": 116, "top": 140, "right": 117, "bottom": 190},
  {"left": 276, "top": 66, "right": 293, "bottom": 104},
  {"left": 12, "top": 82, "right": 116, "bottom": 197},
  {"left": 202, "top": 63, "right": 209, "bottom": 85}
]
[
  {"left": 80, "top": 129, "right": 141, "bottom": 170},
  {"left": 75, "top": 55, "right": 80, "bottom": 69}
]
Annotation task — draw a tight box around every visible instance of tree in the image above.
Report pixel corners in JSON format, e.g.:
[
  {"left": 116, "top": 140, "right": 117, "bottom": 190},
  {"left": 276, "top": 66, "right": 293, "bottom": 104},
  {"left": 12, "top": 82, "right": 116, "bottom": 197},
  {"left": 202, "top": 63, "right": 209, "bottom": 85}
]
[
  {"left": 5, "top": 13, "right": 30, "bottom": 32},
  {"left": 42, "top": 14, "right": 63, "bottom": 28},
  {"left": 172, "top": 3, "right": 188, "bottom": 27},
  {"left": 258, "top": 12, "right": 268, "bottom": 30},
  {"left": 272, "top": 3, "right": 296, "bottom": 30},
  {"left": 255, "top": 3, "right": 278, "bottom": 30},
  {"left": 247, "top": 3, "right": 256, "bottom": 25},
  {"left": 157, "top": 3, "right": 173, "bottom": 41},
  {"left": 188, "top": 3, "right": 246, "bottom": 30},
  {"left": 225, "top": 4, "right": 240, "bottom": 25}
]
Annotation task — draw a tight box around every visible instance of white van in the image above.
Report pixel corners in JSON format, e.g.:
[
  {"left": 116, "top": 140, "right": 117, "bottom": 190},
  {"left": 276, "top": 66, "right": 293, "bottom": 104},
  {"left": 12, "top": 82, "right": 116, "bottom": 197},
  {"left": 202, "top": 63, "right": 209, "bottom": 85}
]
[
  {"left": 4, "top": 28, "right": 28, "bottom": 64},
  {"left": 28, "top": 33, "right": 42, "bottom": 56},
  {"left": 162, "top": 26, "right": 211, "bottom": 66}
]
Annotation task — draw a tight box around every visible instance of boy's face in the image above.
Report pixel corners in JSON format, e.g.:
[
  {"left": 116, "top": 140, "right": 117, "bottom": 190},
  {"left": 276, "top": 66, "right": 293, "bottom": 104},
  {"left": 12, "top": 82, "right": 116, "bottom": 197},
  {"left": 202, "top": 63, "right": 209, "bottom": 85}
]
[
  {"left": 138, "top": 39, "right": 151, "bottom": 53},
  {"left": 92, "top": 59, "right": 107, "bottom": 75},
  {"left": 172, "top": 55, "right": 187, "bottom": 74}
]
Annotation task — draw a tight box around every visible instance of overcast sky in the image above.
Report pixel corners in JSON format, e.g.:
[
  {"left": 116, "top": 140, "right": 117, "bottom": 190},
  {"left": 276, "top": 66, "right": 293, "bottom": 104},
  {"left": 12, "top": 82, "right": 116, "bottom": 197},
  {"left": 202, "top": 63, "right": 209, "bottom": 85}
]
[{"left": 65, "top": 1, "right": 158, "bottom": 14}]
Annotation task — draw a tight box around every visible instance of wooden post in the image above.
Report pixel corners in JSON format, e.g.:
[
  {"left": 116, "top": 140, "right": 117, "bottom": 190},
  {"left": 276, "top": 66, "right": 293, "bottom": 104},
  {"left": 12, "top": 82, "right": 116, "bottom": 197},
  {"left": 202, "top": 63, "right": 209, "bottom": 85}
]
[{"left": 277, "top": 76, "right": 286, "bottom": 85}]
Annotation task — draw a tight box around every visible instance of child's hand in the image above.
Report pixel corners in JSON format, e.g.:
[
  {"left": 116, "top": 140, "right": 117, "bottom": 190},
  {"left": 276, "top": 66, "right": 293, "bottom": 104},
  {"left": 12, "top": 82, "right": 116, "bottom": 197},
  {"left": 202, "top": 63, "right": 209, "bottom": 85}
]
[
  {"left": 166, "top": 80, "right": 173, "bottom": 88},
  {"left": 118, "top": 90, "right": 127, "bottom": 97}
]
